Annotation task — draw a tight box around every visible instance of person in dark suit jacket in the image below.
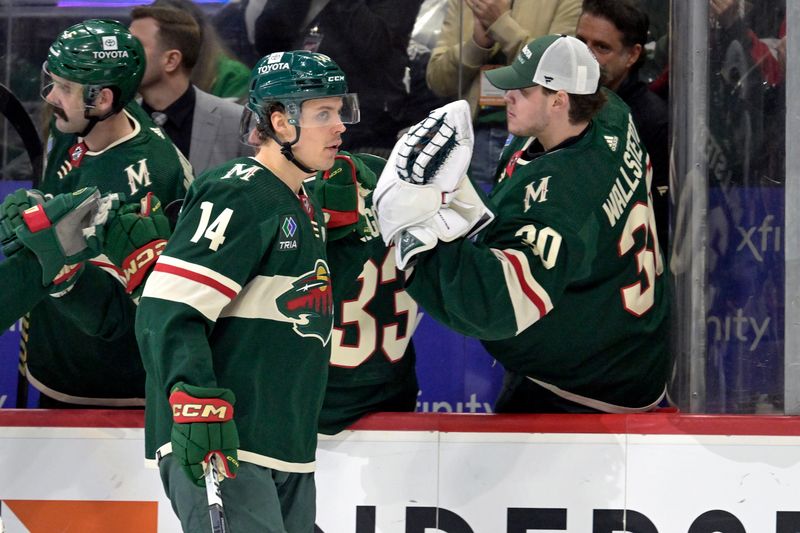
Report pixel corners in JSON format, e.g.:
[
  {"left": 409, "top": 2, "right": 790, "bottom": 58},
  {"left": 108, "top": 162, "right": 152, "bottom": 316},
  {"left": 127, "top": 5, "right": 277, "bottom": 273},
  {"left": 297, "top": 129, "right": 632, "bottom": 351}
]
[
  {"left": 576, "top": 0, "right": 669, "bottom": 252},
  {"left": 248, "top": 0, "right": 424, "bottom": 156},
  {"left": 130, "top": 4, "right": 250, "bottom": 175}
]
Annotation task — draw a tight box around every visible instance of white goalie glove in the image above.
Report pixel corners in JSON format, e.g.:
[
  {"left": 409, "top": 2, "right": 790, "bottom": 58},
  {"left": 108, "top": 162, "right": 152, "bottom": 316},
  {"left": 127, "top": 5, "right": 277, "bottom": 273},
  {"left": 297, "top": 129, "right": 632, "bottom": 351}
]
[{"left": 374, "top": 100, "right": 495, "bottom": 269}]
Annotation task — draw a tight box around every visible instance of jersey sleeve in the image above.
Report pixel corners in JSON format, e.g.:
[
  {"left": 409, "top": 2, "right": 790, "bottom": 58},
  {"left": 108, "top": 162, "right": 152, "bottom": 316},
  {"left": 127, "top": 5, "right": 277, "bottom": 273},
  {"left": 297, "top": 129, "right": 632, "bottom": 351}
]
[
  {"left": 0, "top": 250, "right": 49, "bottom": 330},
  {"left": 50, "top": 262, "right": 136, "bottom": 340},
  {"left": 327, "top": 232, "right": 371, "bottom": 304},
  {"left": 407, "top": 205, "right": 589, "bottom": 341},
  {"left": 136, "top": 177, "right": 272, "bottom": 394}
]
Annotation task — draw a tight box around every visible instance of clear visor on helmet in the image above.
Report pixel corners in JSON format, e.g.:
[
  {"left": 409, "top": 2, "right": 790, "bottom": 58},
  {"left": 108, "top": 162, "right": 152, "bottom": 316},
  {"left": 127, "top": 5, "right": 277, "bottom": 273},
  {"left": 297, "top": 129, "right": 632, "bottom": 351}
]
[
  {"left": 239, "top": 107, "right": 259, "bottom": 146},
  {"left": 239, "top": 93, "right": 360, "bottom": 146},
  {"left": 40, "top": 63, "right": 93, "bottom": 113},
  {"left": 291, "top": 93, "right": 360, "bottom": 128}
]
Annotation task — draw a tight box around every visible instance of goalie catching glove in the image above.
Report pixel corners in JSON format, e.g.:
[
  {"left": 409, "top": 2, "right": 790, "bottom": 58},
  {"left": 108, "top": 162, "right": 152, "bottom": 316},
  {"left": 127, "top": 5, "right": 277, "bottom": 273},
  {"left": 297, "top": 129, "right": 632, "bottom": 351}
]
[
  {"left": 102, "top": 192, "right": 171, "bottom": 295},
  {"left": 313, "top": 150, "right": 378, "bottom": 241},
  {"left": 373, "top": 100, "right": 494, "bottom": 268},
  {"left": 169, "top": 382, "right": 240, "bottom": 486}
]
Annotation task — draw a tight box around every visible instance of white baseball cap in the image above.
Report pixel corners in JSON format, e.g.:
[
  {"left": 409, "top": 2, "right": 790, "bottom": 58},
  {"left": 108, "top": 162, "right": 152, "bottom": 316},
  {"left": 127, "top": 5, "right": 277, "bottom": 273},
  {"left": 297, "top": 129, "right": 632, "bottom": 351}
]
[{"left": 486, "top": 34, "right": 600, "bottom": 95}]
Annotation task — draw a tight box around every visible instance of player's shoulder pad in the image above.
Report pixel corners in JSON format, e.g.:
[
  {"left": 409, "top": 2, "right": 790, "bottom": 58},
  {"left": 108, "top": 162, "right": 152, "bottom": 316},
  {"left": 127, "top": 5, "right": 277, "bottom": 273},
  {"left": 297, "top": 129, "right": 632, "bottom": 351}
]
[
  {"left": 192, "top": 158, "right": 293, "bottom": 218},
  {"left": 199, "top": 157, "right": 268, "bottom": 185}
]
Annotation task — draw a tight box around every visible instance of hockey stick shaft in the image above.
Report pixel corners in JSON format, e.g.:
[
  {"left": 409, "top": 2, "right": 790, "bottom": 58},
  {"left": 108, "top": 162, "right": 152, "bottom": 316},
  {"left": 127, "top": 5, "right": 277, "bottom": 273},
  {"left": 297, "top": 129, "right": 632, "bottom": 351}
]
[
  {"left": 0, "top": 84, "right": 42, "bottom": 407},
  {"left": 0, "top": 83, "right": 43, "bottom": 186},
  {"left": 205, "top": 454, "right": 229, "bottom": 533}
]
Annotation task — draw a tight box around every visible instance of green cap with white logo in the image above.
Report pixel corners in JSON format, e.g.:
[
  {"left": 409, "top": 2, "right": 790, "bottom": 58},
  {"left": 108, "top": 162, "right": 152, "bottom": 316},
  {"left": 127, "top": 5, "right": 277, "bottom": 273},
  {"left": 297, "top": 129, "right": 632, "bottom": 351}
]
[{"left": 486, "top": 34, "right": 600, "bottom": 95}]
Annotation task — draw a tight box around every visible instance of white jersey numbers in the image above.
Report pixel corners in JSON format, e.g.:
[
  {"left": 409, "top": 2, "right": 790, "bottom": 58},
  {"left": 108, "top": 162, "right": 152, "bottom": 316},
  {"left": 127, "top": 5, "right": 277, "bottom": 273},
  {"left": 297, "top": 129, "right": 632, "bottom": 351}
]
[
  {"left": 516, "top": 224, "right": 562, "bottom": 270},
  {"left": 619, "top": 201, "right": 663, "bottom": 317},
  {"left": 190, "top": 201, "right": 233, "bottom": 252},
  {"left": 330, "top": 248, "right": 419, "bottom": 368}
]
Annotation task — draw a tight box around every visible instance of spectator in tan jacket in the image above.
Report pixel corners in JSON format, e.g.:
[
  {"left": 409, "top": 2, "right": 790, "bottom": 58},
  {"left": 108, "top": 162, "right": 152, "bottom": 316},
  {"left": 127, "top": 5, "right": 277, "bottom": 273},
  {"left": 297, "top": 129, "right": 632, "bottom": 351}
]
[{"left": 426, "top": 0, "right": 582, "bottom": 190}]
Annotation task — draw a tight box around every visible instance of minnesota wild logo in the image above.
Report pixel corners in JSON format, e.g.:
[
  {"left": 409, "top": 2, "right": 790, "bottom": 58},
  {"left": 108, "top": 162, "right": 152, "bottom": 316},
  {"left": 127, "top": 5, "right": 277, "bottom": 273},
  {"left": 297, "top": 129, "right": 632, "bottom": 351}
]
[{"left": 276, "top": 259, "right": 333, "bottom": 345}]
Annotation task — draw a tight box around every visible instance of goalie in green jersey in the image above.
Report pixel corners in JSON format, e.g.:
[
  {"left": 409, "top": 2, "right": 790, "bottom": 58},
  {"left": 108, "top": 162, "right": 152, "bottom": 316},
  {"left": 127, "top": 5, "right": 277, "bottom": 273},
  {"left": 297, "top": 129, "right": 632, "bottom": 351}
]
[{"left": 375, "top": 34, "right": 670, "bottom": 413}]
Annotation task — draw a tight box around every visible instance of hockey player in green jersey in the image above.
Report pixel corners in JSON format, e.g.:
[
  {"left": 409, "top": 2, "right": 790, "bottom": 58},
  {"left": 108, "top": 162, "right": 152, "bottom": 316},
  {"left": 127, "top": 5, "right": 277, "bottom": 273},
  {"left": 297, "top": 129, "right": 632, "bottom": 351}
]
[
  {"left": 375, "top": 34, "right": 670, "bottom": 413},
  {"left": 136, "top": 51, "right": 359, "bottom": 532},
  {"left": 13, "top": 19, "right": 192, "bottom": 408},
  {"left": 311, "top": 151, "right": 420, "bottom": 435},
  {"left": 5, "top": 20, "right": 191, "bottom": 407}
]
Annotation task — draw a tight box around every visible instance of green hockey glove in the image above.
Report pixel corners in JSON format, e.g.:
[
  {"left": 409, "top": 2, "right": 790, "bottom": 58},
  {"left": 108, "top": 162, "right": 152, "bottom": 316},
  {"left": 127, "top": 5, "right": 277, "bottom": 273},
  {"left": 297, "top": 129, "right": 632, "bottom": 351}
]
[
  {"left": 169, "top": 382, "right": 240, "bottom": 487},
  {"left": 14, "top": 187, "right": 115, "bottom": 286},
  {"left": 103, "top": 193, "right": 171, "bottom": 295},
  {"left": 314, "top": 151, "right": 378, "bottom": 241},
  {"left": 0, "top": 188, "right": 47, "bottom": 256}
]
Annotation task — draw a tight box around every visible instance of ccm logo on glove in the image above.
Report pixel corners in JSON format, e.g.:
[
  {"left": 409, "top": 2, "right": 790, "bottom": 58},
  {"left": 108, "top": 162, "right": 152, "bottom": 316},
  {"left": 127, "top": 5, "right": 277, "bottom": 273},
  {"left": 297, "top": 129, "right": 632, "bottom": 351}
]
[
  {"left": 122, "top": 239, "right": 167, "bottom": 293},
  {"left": 169, "top": 390, "right": 234, "bottom": 422}
]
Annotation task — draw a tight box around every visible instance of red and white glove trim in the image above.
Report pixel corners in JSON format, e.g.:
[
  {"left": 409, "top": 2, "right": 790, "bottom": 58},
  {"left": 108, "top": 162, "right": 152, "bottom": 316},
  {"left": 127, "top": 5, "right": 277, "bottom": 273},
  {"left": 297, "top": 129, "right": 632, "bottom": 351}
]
[
  {"left": 169, "top": 390, "right": 234, "bottom": 423},
  {"left": 121, "top": 239, "right": 167, "bottom": 294},
  {"left": 204, "top": 450, "right": 239, "bottom": 480}
]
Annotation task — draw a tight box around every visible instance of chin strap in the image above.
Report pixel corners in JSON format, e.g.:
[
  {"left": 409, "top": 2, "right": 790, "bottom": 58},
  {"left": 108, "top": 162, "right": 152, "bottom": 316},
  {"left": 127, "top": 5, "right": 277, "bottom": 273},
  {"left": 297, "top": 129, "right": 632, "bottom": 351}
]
[
  {"left": 79, "top": 108, "right": 116, "bottom": 138},
  {"left": 78, "top": 116, "right": 99, "bottom": 138},
  {"left": 269, "top": 126, "right": 317, "bottom": 174},
  {"left": 280, "top": 142, "right": 317, "bottom": 174}
]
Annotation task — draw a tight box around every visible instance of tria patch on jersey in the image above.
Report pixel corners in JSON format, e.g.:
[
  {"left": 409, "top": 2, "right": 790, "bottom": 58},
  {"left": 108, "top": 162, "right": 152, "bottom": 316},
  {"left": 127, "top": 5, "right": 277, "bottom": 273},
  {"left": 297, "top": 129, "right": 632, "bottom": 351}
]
[
  {"left": 278, "top": 214, "right": 299, "bottom": 251},
  {"left": 276, "top": 259, "right": 333, "bottom": 345}
]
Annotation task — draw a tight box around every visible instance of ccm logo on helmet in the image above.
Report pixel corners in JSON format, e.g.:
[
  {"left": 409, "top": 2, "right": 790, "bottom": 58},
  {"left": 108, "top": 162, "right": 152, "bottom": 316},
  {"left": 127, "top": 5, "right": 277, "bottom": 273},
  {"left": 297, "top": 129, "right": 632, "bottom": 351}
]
[
  {"left": 258, "top": 62, "right": 290, "bottom": 74},
  {"left": 92, "top": 50, "right": 130, "bottom": 59},
  {"left": 171, "top": 402, "right": 229, "bottom": 420},
  {"left": 328, "top": 75, "right": 344, "bottom": 82}
]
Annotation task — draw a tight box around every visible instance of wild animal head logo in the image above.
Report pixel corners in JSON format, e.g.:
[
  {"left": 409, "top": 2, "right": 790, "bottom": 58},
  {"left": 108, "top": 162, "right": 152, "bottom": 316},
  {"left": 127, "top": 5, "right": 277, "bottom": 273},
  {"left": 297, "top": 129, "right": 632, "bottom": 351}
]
[{"left": 276, "top": 259, "right": 333, "bottom": 344}]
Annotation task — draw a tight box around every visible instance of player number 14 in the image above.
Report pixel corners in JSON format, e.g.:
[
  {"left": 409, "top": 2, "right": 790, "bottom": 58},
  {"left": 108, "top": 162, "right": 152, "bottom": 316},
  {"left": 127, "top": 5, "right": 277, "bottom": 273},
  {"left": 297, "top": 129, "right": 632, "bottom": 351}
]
[{"left": 190, "top": 201, "right": 233, "bottom": 252}]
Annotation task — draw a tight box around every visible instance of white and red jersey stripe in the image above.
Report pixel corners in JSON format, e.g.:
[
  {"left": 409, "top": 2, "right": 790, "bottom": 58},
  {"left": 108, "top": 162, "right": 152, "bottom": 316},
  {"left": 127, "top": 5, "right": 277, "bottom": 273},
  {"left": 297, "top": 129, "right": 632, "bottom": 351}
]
[
  {"left": 491, "top": 248, "right": 553, "bottom": 334},
  {"left": 142, "top": 255, "right": 241, "bottom": 321}
]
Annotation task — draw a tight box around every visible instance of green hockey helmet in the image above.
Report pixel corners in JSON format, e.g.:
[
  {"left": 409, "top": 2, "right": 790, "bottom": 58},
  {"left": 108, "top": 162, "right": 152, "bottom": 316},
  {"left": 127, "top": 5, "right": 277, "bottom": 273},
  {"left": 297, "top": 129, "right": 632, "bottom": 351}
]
[
  {"left": 243, "top": 51, "right": 360, "bottom": 132},
  {"left": 43, "top": 19, "right": 145, "bottom": 113}
]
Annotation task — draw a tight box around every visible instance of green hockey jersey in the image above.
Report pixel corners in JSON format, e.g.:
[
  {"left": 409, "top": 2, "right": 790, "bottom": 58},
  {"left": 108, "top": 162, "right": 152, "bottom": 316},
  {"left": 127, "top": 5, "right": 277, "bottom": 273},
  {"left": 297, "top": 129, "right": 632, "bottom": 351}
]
[
  {"left": 23, "top": 104, "right": 192, "bottom": 405},
  {"left": 0, "top": 250, "right": 48, "bottom": 331},
  {"left": 312, "top": 154, "right": 420, "bottom": 434},
  {"left": 408, "top": 91, "right": 670, "bottom": 411},
  {"left": 136, "top": 157, "right": 332, "bottom": 471}
]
